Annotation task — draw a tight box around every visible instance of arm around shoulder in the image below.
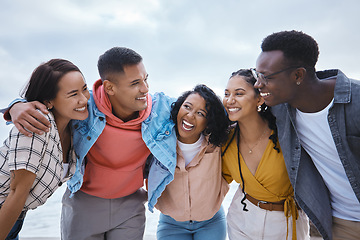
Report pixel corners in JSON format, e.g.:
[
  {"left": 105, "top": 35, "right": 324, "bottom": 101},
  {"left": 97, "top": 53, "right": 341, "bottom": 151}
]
[{"left": 7, "top": 101, "right": 50, "bottom": 137}]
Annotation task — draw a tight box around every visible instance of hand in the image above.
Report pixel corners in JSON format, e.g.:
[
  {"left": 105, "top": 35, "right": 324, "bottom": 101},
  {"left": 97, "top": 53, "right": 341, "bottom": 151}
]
[
  {"left": 9, "top": 101, "right": 51, "bottom": 137},
  {"left": 0, "top": 169, "right": 36, "bottom": 239}
]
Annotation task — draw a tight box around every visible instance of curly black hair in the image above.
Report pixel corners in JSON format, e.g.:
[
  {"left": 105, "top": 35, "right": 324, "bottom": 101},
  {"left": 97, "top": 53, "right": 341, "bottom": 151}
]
[
  {"left": 170, "top": 84, "right": 229, "bottom": 146},
  {"left": 261, "top": 30, "right": 319, "bottom": 75}
]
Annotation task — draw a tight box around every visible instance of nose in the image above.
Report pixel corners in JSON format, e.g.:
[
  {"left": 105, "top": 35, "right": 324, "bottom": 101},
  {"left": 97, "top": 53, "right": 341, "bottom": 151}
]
[
  {"left": 254, "top": 78, "right": 264, "bottom": 89},
  {"left": 79, "top": 91, "right": 90, "bottom": 104},
  {"left": 140, "top": 80, "right": 149, "bottom": 93},
  {"left": 187, "top": 110, "right": 195, "bottom": 118},
  {"left": 225, "top": 95, "right": 235, "bottom": 105}
]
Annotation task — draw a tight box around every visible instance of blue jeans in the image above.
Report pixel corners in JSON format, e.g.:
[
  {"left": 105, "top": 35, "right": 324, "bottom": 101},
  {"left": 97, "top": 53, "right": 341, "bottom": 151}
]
[
  {"left": 6, "top": 216, "right": 25, "bottom": 240},
  {"left": 157, "top": 206, "right": 226, "bottom": 240}
]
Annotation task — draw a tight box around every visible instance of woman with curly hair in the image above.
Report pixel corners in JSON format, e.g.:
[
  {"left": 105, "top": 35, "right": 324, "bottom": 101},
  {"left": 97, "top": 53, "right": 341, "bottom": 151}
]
[
  {"left": 222, "top": 69, "right": 310, "bottom": 240},
  {"left": 155, "top": 84, "right": 230, "bottom": 240}
]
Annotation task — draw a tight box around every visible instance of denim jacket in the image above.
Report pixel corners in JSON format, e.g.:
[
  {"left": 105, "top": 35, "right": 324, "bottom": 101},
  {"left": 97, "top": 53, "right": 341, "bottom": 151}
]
[
  {"left": 272, "top": 70, "right": 360, "bottom": 240},
  {"left": 142, "top": 92, "right": 177, "bottom": 212},
  {"left": 66, "top": 91, "right": 177, "bottom": 210}
]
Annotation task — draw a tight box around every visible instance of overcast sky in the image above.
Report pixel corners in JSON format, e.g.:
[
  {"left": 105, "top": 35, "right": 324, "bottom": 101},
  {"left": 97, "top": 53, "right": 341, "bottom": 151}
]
[{"left": 1, "top": 0, "right": 359, "bottom": 139}]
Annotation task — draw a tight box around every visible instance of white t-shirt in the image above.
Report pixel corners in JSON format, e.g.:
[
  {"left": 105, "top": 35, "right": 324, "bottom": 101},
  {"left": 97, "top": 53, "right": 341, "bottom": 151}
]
[
  {"left": 295, "top": 99, "right": 360, "bottom": 221},
  {"left": 177, "top": 134, "right": 204, "bottom": 167}
]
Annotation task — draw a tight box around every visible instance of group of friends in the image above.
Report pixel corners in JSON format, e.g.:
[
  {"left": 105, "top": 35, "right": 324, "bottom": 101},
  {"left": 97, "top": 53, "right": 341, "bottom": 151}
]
[{"left": 0, "top": 30, "right": 359, "bottom": 240}]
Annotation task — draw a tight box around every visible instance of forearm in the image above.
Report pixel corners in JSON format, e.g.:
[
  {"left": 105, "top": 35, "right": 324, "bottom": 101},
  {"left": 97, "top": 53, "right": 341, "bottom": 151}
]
[
  {"left": 0, "top": 190, "right": 28, "bottom": 239},
  {"left": 1, "top": 98, "right": 27, "bottom": 121}
]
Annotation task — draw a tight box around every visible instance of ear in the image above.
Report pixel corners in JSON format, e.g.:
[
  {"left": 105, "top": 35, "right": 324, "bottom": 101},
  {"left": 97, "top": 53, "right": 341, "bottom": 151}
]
[
  {"left": 44, "top": 100, "right": 53, "bottom": 110},
  {"left": 103, "top": 80, "right": 115, "bottom": 95},
  {"left": 257, "top": 95, "right": 265, "bottom": 106},
  {"left": 293, "top": 67, "right": 306, "bottom": 85}
]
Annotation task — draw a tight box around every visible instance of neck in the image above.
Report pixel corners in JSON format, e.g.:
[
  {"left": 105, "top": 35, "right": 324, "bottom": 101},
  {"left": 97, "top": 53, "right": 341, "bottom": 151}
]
[
  {"left": 108, "top": 96, "right": 140, "bottom": 122},
  {"left": 52, "top": 112, "right": 71, "bottom": 136},
  {"left": 113, "top": 109, "right": 139, "bottom": 122},
  {"left": 56, "top": 121, "right": 71, "bottom": 140},
  {"left": 290, "top": 76, "right": 336, "bottom": 113},
  {"left": 237, "top": 114, "right": 268, "bottom": 142}
]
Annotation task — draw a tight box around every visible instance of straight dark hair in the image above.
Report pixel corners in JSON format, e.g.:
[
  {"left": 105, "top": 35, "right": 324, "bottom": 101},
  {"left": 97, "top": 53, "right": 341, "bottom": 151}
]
[{"left": 21, "top": 59, "right": 82, "bottom": 104}]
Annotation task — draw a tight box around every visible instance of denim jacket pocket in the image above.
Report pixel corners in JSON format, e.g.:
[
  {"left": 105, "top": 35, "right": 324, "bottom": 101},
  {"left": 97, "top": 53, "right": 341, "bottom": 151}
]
[{"left": 154, "top": 122, "right": 174, "bottom": 141}]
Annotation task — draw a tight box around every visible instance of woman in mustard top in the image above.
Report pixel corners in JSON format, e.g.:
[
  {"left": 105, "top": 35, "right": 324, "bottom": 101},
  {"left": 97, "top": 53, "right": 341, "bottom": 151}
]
[{"left": 222, "top": 69, "right": 310, "bottom": 240}]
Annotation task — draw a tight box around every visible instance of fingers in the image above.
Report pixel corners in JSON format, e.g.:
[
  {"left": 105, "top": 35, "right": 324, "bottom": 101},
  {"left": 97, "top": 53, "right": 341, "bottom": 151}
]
[
  {"left": 14, "top": 115, "right": 48, "bottom": 136},
  {"left": 13, "top": 122, "right": 33, "bottom": 137},
  {"left": 33, "top": 101, "right": 49, "bottom": 116},
  {"left": 15, "top": 110, "right": 50, "bottom": 135},
  {"left": 9, "top": 101, "right": 51, "bottom": 135}
]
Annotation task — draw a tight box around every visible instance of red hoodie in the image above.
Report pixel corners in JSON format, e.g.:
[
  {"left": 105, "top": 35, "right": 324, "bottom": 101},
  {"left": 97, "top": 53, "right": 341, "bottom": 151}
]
[{"left": 81, "top": 79, "right": 151, "bottom": 199}]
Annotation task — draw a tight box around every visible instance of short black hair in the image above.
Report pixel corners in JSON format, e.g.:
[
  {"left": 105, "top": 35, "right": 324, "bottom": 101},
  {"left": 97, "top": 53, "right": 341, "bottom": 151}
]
[
  {"left": 21, "top": 59, "right": 81, "bottom": 104},
  {"left": 261, "top": 30, "right": 319, "bottom": 74},
  {"left": 97, "top": 47, "right": 142, "bottom": 82},
  {"left": 170, "top": 84, "right": 229, "bottom": 146}
]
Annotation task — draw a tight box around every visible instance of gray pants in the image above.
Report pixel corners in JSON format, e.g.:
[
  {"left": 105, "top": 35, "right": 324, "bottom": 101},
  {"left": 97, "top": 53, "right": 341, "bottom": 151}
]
[{"left": 61, "top": 188, "right": 147, "bottom": 240}]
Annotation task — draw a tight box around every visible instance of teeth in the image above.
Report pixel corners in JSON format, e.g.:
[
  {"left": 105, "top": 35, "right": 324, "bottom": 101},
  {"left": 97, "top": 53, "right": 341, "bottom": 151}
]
[
  {"left": 137, "top": 96, "right": 147, "bottom": 100},
  {"left": 228, "top": 108, "right": 240, "bottom": 112},
  {"left": 182, "top": 120, "right": 194, "bottom": 130},
  {"left": 75, "top": 106, "right": 86, "bottom": 111},
  {"left": 260, "top": 92, "right": 270, "bottom": 97}
]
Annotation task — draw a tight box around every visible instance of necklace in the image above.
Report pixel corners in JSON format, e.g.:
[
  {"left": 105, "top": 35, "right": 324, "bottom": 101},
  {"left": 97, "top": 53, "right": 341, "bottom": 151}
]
[{"left": 240, "top": 127, "right": 267, "bottom": 154}]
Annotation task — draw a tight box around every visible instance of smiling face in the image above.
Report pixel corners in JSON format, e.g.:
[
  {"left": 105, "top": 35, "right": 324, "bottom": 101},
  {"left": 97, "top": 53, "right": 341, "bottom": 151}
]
[
  {"left": 177, "top": 93, "right": 208, "bottom": 144},
  {"left": 48, "top": 71, "right": 90, "bottom": 126},
  {"left": 223, "top": 75, "right": 263, "bottom": 123},
  {"left": 105, "top": 62, "right": 149, "bottom": 121},
  {"left": 254, "top": 50, "right": 299, "bottom": 107}
]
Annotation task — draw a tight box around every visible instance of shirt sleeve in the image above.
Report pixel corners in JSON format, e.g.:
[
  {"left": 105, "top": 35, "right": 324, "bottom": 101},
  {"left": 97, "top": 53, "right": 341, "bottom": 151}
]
[
  {"left": 222, "top": 158, "right": 234, "bottom": 184},
  {"left": 7, "top": 126, "right": 50, "bottom": 174},
  {"left": 1, "top": 98, "right": 27, "bottom": 122}
]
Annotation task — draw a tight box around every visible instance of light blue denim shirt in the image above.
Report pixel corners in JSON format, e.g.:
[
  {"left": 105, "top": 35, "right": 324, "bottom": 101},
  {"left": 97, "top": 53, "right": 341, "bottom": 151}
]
[{"left": 272, "top": 70, "right": 360, "bottom": 240}]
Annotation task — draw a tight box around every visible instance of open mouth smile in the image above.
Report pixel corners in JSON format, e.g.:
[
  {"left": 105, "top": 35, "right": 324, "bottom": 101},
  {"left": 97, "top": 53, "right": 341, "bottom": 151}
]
[{"left": 182, "top": 120, "right": 194, "bottom": 131}]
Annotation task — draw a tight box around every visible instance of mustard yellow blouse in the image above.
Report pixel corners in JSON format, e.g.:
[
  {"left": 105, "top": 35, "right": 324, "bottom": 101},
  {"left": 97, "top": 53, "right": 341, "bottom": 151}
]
[{"left": 222, "top": 130, "right": 299, "bottom": 239}]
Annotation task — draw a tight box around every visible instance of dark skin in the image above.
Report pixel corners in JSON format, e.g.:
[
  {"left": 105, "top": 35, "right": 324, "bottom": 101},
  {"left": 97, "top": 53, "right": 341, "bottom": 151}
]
[{"left": 254, "top": 50, "right": 336, "bottom": 113}]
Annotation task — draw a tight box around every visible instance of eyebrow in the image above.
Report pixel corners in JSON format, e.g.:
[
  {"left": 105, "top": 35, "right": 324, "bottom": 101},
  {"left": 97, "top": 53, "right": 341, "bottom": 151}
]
[
  {"left": 130, "top": 74, "right": 149, "bottom": 85},
  {"left": 187, "top": 102, "right": 207, "bottom": 114},
  {"left": 184, "top": 101, "right": 193, "bottom": 106},
  {"left": 66, "top": 84, "right": 87, "bottom": 95},
  {"left": 224, "top": 88, "right": 245, "bottom": 92},
  {"left": 235, "top": 88, "right": 245, "bottom": 91}
]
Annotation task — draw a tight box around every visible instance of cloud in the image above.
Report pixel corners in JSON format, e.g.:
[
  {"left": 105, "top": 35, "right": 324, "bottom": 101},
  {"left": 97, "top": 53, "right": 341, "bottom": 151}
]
[{"left": 1, "top": 0, "right": 360, "bottom": 139}]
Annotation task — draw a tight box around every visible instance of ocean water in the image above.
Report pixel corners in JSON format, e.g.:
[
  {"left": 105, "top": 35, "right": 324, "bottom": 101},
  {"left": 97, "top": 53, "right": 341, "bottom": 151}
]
[{"left": 20, "top": 182, "right": 238, "bottom": 238}]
